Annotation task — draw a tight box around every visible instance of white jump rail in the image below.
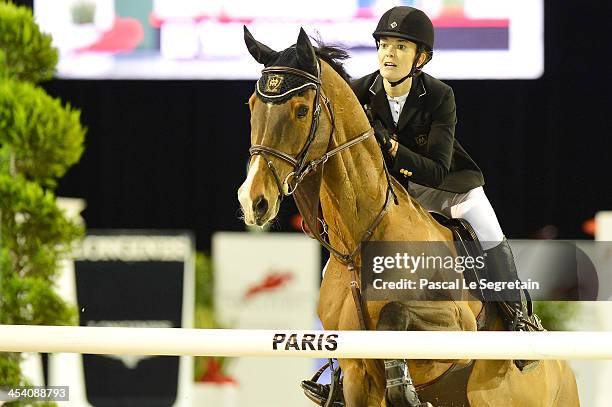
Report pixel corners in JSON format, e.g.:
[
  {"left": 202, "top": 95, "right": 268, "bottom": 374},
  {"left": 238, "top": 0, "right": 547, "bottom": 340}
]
[{"left": 1, "top": 325, "right": 611, "bottom": 360}]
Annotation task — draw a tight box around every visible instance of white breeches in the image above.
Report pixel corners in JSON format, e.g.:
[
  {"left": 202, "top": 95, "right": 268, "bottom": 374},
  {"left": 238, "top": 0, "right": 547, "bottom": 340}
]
[{"left": 407, "top": 183, "right": 504, "bottom": 250}]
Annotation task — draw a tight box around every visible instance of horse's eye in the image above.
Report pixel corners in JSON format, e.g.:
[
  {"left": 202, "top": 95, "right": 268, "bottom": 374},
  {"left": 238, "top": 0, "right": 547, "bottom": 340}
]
[{"left": 297, "top": 105, "right": 309, "bottom": 118}]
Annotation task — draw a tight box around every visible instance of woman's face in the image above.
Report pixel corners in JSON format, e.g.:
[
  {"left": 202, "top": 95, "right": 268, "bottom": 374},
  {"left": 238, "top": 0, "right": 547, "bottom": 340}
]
[{"left": 377, "top": 37, "right": 418, "bottom": 82}]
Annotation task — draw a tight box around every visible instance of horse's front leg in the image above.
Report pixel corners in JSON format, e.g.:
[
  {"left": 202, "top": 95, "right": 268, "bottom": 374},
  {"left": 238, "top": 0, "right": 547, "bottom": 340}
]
[
  {"left": 377, "top": 302, "right": 432, "bottom": 407},
  {"left": 341, "top": 359, "right": 380, "bottom": 407}
]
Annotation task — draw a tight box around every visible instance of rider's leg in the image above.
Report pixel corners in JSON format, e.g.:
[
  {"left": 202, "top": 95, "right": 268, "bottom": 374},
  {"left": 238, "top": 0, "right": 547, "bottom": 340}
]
[
  {"left": 446, "top": 187, "right": 522, "bottom": 302},
  {"left": 446, "top": 187, "right": 543, "bottom": 369},
  {"left": 445, "top": 187, "right": 503, "bottom": 250},
  {"left": 411, "top": 187, "right": 543, "bottom": 334},
  {"left": 447, "top": 187, "right": 526, "bottom": 305},
  {"left": 446, "top": 187, "right": 523, "bottom": 305},
  {"left": 408, "top": 185, "right": 531, "bottom": 320}
]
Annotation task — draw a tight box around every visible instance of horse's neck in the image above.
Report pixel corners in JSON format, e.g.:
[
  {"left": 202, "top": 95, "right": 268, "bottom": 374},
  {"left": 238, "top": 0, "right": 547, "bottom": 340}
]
[{"left": 318, "top": 66, "right": 388, "bottom": 252}]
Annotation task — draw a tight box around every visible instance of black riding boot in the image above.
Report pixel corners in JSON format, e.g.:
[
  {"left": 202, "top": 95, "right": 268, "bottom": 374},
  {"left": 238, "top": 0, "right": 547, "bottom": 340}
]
[
  {"left": 484, "top": 238, "right": 544, "bottom": 369},
  {"left": 301, "top": 359, "right": 345, "bottom": 407}
]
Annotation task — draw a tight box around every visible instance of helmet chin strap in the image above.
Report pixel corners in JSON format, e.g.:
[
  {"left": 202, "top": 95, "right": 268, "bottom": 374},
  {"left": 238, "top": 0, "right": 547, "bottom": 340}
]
[
  {"left": 388, "top": 59, "right": 420, "bottom": 87},
  {"left": 389, "top": 73, "right": 411, "bottom": 87}
]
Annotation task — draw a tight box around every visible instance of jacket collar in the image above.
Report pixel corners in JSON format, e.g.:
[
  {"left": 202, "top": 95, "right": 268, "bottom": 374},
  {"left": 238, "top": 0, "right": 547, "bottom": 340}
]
[
  {"left": 368, "top": 73, "right": 427, "bottom": 98},
  {"left": 368, "top": 74, "right": 395, "bottom": 130},
  {"left": 368, "top": 73, "right": 426, "bottom": 132}
]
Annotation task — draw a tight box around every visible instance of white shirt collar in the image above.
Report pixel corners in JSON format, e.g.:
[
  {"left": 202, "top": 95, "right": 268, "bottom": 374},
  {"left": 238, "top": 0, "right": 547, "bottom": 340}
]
[
  {"left": 386, "top": 91, "right": 410, "bottom": 125},
  {"left": 386, "top": 91, "right": 410, "bottom": 103}
]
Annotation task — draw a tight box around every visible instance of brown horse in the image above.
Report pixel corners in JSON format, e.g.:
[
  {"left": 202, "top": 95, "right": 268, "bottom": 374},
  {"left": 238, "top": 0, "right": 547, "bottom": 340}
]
[{"left": 237, "top": 27, "right": 580, "bottom": 407}]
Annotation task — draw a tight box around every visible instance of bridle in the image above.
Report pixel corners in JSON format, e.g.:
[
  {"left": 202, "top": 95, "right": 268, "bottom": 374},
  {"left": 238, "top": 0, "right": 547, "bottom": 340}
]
[
  {"left": 249, "top": 64, "right": 374, "bottom": 199},
  {"left": 248, "top": 62, "right": 398, "bottom": 330}
]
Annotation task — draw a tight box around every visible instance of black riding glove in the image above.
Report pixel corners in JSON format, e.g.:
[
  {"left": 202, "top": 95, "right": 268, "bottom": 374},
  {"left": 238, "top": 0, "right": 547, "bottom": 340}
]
[
  {"left": 363, "top": 104, "right": 394, "bottom": 153},
  {"left": 372, "top": 120, "right": 394, "bottom": 153}
]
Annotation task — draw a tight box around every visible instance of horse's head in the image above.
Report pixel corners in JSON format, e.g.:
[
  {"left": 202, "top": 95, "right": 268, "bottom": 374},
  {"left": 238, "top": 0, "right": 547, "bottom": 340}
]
[{"left": 238, "top": 27, "right": 333, "bottom": 227}]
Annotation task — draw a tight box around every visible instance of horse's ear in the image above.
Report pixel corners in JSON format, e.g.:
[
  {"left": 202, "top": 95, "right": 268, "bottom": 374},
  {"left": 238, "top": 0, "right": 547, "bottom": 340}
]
[
  {"left": 296, "top": 28, "right": 318, "bottom": 76},
  {"left": 244, "top": 25, "right": 278, "bottom": 66}
]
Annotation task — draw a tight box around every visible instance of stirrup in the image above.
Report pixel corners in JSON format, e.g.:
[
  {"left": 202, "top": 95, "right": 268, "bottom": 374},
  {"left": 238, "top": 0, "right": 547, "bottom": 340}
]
[
  {"left": 513, "top": 310, "right": 544, "bottom": 371},
  {"left": 384, "top": 360, "right": 423, "bottom": 407},
  {"left": 495, "top": 292, "right": 545, "bottom": 371},
  {"left": 495, "top": 288, "right": 544, "bottom": 332},
  {"left": 384, "top": 360, "right": 414, "bottom": 388},
  {"left": 301, "top": 359, "right": 344, "bottom": 407}
]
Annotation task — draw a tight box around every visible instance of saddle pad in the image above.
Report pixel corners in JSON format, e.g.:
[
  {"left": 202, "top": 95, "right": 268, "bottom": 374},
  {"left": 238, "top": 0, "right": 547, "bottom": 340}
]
[{"left": 417, "top": 362, "right": 475, "bottom": 407}]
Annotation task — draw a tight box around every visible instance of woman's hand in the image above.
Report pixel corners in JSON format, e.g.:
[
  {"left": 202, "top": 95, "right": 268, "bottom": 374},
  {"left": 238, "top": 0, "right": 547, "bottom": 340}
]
[
  {"left": 364, "top": 105, "right": 398, "bottom": 157},
  {"left": 388, "top": 139, "right": 399, "bottom": 157},
  {"left": 372, "top": 120, "right": 395, "bottom": 153}
]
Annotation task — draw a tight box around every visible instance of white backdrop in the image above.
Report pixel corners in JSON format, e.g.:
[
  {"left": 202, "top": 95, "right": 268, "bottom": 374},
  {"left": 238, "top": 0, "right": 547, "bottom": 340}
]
[
  {"left": 34, "top": 0, "right": 543, "bottom": 79},
  {"left": 213, "top": 231, "right": 320, "bottom": 407}
]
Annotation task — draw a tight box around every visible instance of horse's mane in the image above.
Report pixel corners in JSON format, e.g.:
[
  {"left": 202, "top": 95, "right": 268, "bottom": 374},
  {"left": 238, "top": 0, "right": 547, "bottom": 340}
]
[{"left": 312, "top": 38, "right": 351, "bottom": 84}]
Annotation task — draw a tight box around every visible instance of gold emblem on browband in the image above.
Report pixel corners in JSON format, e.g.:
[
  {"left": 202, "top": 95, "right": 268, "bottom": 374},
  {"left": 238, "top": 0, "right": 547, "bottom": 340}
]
[{"left": 264, "top": 74, "right": 284, "bottom": 93}]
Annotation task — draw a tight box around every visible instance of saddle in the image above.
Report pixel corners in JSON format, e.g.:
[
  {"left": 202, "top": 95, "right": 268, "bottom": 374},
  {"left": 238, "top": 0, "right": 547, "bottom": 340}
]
[
  {"left": 429, "top": 211, "right": 479, "bottom": 243},
  {"left": 429, "top": 211, "right": 488, "bottom": 303}
]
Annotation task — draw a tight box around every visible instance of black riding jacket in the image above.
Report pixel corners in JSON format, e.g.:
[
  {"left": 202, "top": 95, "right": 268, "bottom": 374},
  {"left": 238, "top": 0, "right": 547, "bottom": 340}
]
[{"left": 351, "top": 71, "right": 484, "bottom": 193}]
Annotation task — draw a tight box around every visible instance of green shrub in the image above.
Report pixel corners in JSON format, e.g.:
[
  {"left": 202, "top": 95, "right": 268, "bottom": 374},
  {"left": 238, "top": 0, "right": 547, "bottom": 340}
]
[
  {"left": 533, "top": 301, "right": 579, "bottom": 331},
  {"left": 0, "top": 2, "right": 86, "bottom": 393},
  {"left": 0, "top": 2, "right": 57, "bottom": 83},
  {"left": 0, "top": 80, "right": 86, "bottom": 187}
]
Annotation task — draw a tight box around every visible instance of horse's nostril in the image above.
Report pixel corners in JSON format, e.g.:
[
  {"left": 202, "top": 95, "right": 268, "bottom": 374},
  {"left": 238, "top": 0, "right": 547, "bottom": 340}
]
[{"left": 253, "top": 195, "right": 269, "bottom": 218}]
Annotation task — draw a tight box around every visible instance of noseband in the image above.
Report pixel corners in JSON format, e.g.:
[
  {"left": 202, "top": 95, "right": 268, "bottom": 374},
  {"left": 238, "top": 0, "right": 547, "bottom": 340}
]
[{"left": 249, "top": 64, "right": 373, "bottom": 200}]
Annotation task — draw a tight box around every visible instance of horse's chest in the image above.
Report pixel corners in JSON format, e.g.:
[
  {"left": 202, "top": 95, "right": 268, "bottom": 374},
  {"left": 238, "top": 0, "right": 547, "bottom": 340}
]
[
  {"left": 318, "top": 264, "right": 356, "bottom": 330},
  {"left": 318, "top": 265, "right": 387, "bottom": 331},
  {"left": 318, "top": 275, "right": 349, "bottom": 330}
]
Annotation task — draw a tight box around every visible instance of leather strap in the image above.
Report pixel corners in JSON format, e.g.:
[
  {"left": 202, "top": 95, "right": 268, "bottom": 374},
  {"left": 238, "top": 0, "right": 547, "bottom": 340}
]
[{"left": 263, "top": 66, "right": 322, "bottom": 85}]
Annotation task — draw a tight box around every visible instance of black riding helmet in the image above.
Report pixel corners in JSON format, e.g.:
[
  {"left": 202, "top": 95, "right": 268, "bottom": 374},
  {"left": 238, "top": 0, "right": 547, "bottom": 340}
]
[{"left": 373, "top": 6, "right": 434, "bottom": 85}]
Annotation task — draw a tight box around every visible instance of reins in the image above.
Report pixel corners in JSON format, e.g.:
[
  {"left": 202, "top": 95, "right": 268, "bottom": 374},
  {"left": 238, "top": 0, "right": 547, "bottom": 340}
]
[{"left": 249, "top": 63, "right": 399, "bottom": 330}]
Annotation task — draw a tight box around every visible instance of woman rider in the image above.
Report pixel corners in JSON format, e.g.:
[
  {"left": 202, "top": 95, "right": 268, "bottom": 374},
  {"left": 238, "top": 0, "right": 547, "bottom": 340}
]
[
  {"left": 302, "top": 6, "right": 543, "bottom": 406},
  {"left": 350, "top": 6, "right": 542, "bottom": 340}
]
